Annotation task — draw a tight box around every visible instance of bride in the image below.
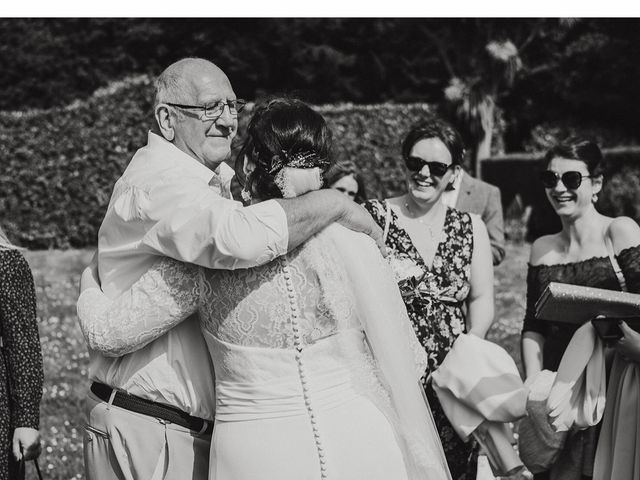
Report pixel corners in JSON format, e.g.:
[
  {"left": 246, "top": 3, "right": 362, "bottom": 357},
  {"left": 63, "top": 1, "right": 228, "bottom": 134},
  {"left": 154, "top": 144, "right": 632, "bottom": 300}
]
[{"left": 77, "top": 97, "right": 451, "bottom": 480}]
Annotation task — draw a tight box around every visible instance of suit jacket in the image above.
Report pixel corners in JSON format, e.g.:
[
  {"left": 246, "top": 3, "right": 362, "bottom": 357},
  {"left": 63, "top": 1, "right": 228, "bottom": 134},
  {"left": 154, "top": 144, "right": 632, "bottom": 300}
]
[{"left": 455, "top": 171, "right": 506, "bottom": 265}]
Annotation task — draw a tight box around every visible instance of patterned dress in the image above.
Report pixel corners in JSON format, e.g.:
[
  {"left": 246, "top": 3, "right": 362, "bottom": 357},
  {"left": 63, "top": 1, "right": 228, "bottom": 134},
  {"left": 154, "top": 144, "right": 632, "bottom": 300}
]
[
  {"left": 0, "top": 248, "right": 43, "bottom": 480},
  {"left": 364, "top": 200, "right": 478, "bottom": 480}
]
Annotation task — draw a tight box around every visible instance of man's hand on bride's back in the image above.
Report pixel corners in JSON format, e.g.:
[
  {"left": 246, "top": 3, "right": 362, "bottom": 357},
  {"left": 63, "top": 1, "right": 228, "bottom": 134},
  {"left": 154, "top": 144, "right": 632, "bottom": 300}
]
[{"left": 335, "top": 197, "right": 387, "bottom": 257}]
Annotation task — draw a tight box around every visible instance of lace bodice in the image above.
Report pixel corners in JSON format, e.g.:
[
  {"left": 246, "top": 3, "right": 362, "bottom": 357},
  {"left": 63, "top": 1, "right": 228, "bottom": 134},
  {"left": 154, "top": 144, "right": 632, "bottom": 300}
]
[
  {"left": 199, "top": 232, "right": 359, "bottom": 348},
  {"left": 78, "top": 229, "right": 363, "bottom": 354}
]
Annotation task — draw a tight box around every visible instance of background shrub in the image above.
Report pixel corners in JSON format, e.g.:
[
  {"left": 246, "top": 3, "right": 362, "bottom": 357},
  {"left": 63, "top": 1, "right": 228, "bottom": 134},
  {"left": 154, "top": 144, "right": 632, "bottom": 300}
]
[
  {"left": 0, "top": 76, "right": 435, "bottom": 248},
  {"left": 2, "top": 74, "right": 639, "bottom": 248},
  {"left": 0, "top": 76, "right": 154, "bottom": 248}
]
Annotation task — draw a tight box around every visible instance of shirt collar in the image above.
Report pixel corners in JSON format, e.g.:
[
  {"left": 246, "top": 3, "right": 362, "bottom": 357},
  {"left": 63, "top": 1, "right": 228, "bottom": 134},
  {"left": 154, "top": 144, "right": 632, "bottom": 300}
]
[
  {"left": 146, "top": 131, "right": 216, "bottom": 183},
  {"left": 215, "top": 162, "right": 236, "bottom": 186}
]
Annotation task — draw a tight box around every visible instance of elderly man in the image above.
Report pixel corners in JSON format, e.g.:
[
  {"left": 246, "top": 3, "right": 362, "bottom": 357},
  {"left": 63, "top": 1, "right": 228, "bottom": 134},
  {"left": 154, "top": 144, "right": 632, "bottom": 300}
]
[{"left": 80, "top": 57, "right": 383, "bottom": 480}]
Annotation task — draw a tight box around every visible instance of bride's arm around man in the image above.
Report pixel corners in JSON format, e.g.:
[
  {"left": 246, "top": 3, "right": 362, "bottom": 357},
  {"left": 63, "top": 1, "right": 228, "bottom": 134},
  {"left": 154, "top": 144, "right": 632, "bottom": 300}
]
[{"left": 78, "top": 57, "right": 384, "bottom": 480}]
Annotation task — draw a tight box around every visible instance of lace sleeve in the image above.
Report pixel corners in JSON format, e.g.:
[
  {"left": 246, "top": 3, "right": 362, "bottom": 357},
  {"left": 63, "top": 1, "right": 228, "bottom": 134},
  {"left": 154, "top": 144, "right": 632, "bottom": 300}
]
[{"left": 77, "top": 258, "right": 201, "bottom": 357}]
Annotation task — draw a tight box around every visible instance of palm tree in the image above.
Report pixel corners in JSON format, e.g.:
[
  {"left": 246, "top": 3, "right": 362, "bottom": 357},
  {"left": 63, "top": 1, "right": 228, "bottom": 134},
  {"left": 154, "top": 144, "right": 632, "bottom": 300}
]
[
  {"left": 424, "top": 19, "right": 576, "bottom": 178},
  {"left": 443, "top": 39, "right": 522, "bottom": 177}
]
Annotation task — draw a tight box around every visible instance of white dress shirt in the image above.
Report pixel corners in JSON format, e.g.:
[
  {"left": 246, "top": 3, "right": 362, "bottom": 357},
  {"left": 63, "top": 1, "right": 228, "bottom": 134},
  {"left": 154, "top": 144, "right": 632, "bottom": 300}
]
[{"left": 88, "top": 131, "right": 289, "bottom": 420}]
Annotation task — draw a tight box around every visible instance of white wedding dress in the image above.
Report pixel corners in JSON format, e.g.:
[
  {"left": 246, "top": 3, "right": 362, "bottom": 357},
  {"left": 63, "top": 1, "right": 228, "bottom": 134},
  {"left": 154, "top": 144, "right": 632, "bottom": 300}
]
[{"left": 78, "top": 224, "right": 451, "bottom": 480}]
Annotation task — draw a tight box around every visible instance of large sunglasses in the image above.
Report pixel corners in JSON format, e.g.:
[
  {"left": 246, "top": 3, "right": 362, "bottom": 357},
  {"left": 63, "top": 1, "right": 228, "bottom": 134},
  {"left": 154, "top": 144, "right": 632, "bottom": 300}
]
[
  {"left": 539, "top": 170, "right": 592, "bottom": 189},
  {"left": 404, "top": 157, "right": 452, "bottom": 177}
]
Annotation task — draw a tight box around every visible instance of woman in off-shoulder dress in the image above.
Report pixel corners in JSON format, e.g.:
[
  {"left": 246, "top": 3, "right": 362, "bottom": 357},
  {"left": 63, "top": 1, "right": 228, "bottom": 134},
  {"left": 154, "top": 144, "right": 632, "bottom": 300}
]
[
  {"left": 77, "top": 98, "right": 451, "bottom": 480},
  {"left": 521, "top": 139, "right": 640, "bottom": 480}
]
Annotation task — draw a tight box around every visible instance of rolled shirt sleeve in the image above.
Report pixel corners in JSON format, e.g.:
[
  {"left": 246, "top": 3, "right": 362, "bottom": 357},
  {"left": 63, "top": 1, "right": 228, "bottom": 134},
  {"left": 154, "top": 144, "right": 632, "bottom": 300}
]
[{"left": 141, "top": 179, "right": 289, "bottom": 270}]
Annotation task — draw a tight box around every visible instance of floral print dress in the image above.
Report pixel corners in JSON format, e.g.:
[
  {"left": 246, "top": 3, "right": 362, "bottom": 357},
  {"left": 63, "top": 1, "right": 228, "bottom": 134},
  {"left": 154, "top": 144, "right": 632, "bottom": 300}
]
[
  {"left": 0, "top": 249, "right": 43, "bottom": 480},
  {"left": 365, "top": 199, "right": 478, "bottom": 480}
]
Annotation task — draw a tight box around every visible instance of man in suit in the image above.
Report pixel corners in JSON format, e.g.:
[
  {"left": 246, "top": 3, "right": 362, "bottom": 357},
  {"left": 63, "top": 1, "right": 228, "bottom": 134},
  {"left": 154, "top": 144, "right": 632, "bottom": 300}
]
[{"left": 443, "top": 169, "right": 505, "bottom": 265}]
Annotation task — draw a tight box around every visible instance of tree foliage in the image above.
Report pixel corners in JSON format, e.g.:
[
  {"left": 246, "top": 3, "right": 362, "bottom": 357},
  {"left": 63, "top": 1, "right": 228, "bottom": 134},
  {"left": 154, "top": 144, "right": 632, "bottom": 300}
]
[{"left": 0, "top": 18, "right": 638, "bottom": 149}]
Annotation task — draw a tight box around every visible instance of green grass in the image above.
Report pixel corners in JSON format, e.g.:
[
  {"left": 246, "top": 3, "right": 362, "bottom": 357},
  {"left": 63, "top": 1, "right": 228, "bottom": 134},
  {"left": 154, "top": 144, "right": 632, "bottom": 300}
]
[{"left": 24, "top": 242, "right": 530, "bottom": 480}]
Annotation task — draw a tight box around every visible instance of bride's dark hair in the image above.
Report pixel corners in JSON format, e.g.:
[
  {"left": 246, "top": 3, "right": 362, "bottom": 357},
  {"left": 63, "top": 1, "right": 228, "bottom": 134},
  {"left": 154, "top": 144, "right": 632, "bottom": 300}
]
[{"left": 236, "top": 97, "right": 333, "bottom": 200}]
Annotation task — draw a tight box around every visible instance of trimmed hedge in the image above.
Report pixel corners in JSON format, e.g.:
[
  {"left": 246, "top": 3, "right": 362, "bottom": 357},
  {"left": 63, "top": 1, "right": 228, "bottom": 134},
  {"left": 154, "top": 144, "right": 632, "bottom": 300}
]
[
  {"left": 0, "top": 76, "right": 155, "bottom": 248},
  {"left": 2, "top": 73, "right": 639, "bottom": 249},
  {"left": 0, "top": 76, "right": 434, "bottom": 248}
]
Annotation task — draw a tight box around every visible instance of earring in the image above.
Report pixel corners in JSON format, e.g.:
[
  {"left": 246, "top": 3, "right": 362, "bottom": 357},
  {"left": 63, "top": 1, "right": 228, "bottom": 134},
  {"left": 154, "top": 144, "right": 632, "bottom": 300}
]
[
  {"left": 592, "top": 193, "right": 598, "bottom": 203},
  {"left": 241, "top": 187, "right": 252, "bottom": 203}
]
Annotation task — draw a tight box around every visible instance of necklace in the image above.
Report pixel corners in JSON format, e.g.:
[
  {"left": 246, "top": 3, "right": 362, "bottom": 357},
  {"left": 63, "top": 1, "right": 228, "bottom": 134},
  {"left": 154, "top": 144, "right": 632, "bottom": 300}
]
[{"left": 404, "top": 201, "right": 444, "bottom": 241}]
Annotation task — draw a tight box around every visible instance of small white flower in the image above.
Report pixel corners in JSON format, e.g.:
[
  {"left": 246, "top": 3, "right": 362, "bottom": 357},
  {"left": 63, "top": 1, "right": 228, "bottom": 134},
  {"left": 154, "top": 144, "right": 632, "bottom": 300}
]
[
  {"left": 451, "top": 317, "right": 464, "bottom": 336},
  {"left": 444, "top": 77, "right": 466, "bottom": 103},
  {"left": 486, "top": 40, "right": 519, "bottom": 62},
  {"left": 388, "top": 254, "right": 423, "bottom": 282}
]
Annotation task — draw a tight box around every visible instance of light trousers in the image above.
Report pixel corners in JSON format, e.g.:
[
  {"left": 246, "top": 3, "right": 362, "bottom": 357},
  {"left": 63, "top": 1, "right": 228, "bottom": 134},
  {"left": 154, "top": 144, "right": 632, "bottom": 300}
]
[{"left": 83, "top": 391, "right": 211, "bottom": 480}]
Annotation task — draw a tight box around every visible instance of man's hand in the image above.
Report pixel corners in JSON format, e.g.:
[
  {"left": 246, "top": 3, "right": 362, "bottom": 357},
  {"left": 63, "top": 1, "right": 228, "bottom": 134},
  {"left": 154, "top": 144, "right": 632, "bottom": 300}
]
[
  {"left": 13, "top": 427, "right": 41, "bottom": 461},
  {"left": 615, "top": 321, "right": 640, "bottom": 364},
  {"left": 277, "top": 189, "right": 387, "bottom": 257},
  {"left": 336, "top": 200, "right": 387, "bottom": 257}
]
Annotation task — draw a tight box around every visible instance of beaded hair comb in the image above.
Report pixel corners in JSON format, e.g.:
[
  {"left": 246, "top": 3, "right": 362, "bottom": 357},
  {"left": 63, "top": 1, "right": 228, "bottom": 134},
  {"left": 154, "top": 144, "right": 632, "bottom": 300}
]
[{"left": 269, "top": 150, "right": 330, "bottom": 175}]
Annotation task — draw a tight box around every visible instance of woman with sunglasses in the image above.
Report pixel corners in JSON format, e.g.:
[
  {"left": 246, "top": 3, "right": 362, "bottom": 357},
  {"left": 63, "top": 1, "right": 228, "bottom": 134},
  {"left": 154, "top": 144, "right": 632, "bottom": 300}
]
[
  {"left": 364, "top": 118, "right": 494, "bottom": 480},
  {"left": 521, "top": 139, "right": 640, "bottom": 480}
]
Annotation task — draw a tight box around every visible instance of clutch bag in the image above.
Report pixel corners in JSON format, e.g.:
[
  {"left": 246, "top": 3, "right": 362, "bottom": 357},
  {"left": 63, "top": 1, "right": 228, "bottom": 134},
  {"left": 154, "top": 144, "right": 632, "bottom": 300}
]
[{"left": 535, "top": 282, "right": 640, "bottom": 325}]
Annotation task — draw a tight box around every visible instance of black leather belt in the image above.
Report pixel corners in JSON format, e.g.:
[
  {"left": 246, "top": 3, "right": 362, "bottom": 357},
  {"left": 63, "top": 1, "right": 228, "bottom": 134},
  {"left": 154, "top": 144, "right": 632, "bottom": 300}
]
[{"left": 90, "top": 382, "right": 213, "bottom": 435}]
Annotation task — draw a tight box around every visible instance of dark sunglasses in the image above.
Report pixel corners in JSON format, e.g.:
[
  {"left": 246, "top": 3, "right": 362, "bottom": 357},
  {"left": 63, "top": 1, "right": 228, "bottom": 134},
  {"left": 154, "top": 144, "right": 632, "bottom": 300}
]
[
  {"left": 539, "top": 170, "right": 592, "bottom": 189},
  {"left": 404, "top": 157, "right": 452, "bottom": 177}
]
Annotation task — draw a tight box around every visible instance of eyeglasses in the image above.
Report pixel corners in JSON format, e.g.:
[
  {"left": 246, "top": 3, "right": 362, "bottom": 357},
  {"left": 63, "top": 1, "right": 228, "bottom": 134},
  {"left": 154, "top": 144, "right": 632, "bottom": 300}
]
[
  {"left": 539, "top": 170, "right": 592, "bottom": 189},
  {"left": 166, "top": 99, "right": 247, "bottom": 120},
  {"left": 404, "top": 156, "right": 452, "bottom": 177}
]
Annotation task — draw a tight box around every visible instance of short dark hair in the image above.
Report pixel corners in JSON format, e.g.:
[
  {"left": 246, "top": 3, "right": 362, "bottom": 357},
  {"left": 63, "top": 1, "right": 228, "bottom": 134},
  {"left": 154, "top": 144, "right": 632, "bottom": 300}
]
[
  {"left": 236, "top": 97, "right": 333, "bottom": 199},
  {"left": 543, "top": 139, "right": 604, "bottom": 177},
  {"left": 401, "top": 118, "right": 465, "bottom": 166}
]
